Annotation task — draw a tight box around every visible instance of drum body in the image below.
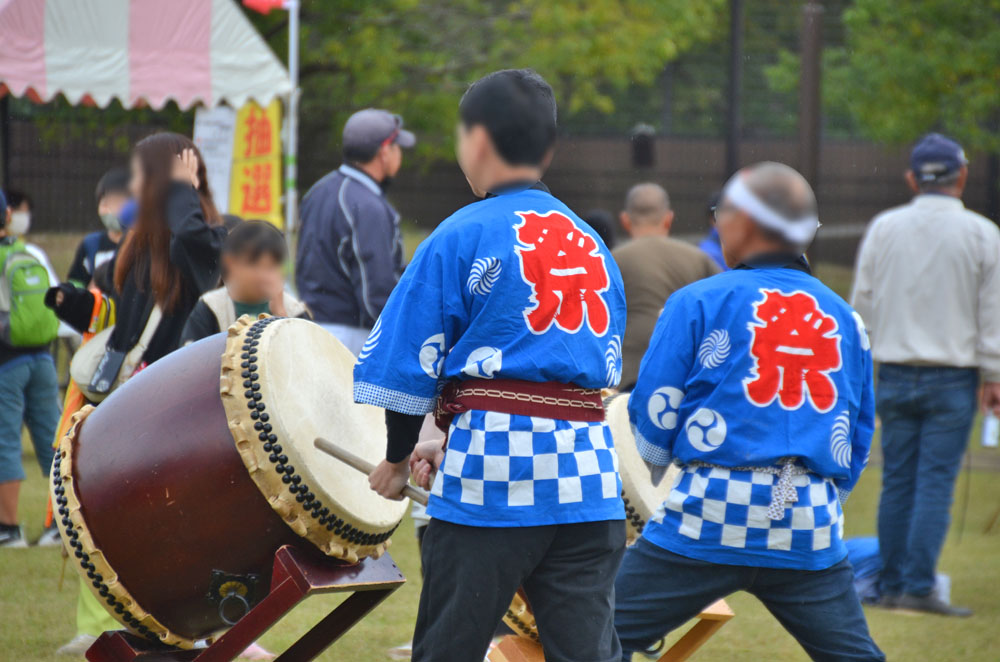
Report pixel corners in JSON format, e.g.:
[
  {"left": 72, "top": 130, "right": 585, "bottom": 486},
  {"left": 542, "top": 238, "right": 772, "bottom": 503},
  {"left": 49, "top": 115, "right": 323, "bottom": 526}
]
[
  {"left": 51, "top": 316, "right": 407, "bottom": 648},
  {"left": 606, "top": 393, "right": 679, "bottom": 543}
]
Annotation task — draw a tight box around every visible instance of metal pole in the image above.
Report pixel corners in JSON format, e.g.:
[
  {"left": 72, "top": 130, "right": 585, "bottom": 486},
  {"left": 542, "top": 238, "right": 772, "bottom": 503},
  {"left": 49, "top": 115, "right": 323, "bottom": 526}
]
[
  {"left": 725, "top": 0, "right": 744, "bottom": 177},
  {"left": 284, "top": 0, "right": 300, "bottom": 239},
  {"left": 797, "top": 1, "right": 823, "bottom": 187}
]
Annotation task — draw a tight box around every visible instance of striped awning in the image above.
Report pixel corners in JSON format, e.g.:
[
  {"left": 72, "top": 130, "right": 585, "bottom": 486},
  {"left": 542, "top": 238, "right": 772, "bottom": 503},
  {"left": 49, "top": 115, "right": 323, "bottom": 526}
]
[{"left": 0, "top": 0, "right": 291, "bottom": 110}]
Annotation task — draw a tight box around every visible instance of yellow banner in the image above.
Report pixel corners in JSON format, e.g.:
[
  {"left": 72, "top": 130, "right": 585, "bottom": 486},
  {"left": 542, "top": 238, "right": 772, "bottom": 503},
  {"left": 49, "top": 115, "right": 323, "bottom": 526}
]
[{"left": 229, "top": 100, "right": 283, "bottom": 228}]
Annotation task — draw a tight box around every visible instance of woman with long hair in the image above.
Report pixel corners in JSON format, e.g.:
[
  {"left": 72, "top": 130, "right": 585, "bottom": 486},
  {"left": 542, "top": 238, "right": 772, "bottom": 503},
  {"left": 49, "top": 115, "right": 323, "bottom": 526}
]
[
  {"left": 50, "top": 132, "right": 225, "bottom": 369},
  {"left": 47, "top": 134, "right": 226, "bottom": 655}
]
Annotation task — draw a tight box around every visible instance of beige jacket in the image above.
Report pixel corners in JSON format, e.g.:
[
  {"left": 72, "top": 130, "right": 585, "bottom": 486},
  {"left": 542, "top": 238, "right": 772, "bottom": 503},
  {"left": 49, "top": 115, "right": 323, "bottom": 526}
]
[{"left": 851, "top": 194, "right": 1000, "bottom": 381}]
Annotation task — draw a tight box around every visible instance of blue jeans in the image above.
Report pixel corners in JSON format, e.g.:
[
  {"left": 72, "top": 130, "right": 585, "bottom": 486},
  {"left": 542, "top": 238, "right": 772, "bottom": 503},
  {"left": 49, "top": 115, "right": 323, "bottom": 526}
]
[
  {"left": 875, "top": 364, "right": 977, "bottom": 597},
  {"left": 615, "top": 539, "right": 884, "bottom": 661},
  {"left": 0, "top": 354, "right": 60, "bottom": 484}
]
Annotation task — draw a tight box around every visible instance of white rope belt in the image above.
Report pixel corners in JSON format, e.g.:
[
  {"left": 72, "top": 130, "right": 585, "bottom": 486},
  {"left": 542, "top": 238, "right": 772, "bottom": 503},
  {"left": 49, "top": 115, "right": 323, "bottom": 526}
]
[{"left": 688, "top": 457, "right": 808, "bottom": 520}]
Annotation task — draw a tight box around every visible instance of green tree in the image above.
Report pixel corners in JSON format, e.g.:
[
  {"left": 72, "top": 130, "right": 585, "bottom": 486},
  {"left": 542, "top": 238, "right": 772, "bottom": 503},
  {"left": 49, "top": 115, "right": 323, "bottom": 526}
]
[
  {"left": 250, "top": 0, "right": 725, "bottom": 160},
  {"left": 768, "top": 0, "right": 1000, "bottom": 150}
]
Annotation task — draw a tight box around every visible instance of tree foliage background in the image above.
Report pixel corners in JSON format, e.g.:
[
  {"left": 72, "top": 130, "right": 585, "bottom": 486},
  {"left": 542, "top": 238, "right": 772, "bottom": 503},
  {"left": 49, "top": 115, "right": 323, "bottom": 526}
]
[
  {"left": 249, "top": 0, "right": 725, "bottom": 161},
  {"left": 768, "top": 0, "right": 1000, "bottom": 152}
]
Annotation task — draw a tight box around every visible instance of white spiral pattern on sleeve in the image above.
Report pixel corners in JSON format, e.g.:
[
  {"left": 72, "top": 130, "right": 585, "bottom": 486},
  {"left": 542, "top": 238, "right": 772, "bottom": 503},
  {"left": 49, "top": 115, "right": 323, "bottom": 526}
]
[
  {"left": 698, "top": 329, "right": 731, "bottom": 369},
  {"left": 358, "top": 317, "right": 382, "bottom": 361},
  {"left": 467, "top": 257, "right": 502, "bottom": 296},
  {"left": 830, "top": 411, "right": 852, "bottom": 468},
  {"left": 605, "top": 335, "right": 622, "bottom": 387}
]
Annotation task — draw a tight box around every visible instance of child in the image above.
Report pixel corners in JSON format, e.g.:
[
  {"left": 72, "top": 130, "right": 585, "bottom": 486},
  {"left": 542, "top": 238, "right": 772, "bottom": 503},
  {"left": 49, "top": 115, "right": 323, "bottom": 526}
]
[
  {"left": 614, "top": 162, "right": 884, "bottom": 660},
  {"left": 0, "top": 190, "right": 61, "bottom": 548},
  {"left": 356, "top": 69, "right": 628, "bottom": 662},
  {"left": 181, "top": 220, "right": 309, "bottom": 344},
  {"left": 66, "top": 167, "right": 130, "bottom": 287}
]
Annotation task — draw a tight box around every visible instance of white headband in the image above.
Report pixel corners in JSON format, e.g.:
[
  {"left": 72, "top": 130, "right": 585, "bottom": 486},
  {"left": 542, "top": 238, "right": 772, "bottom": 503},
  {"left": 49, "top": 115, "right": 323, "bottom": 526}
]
[{"left": 723, "top": 175, "right": 820, "bottom": 245}]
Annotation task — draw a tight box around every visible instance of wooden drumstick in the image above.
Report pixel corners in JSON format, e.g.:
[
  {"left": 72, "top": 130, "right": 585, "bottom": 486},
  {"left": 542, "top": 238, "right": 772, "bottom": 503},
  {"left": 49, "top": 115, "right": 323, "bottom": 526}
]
[{"left": 314, "top": 437, "right": 430, "bottom": 506}]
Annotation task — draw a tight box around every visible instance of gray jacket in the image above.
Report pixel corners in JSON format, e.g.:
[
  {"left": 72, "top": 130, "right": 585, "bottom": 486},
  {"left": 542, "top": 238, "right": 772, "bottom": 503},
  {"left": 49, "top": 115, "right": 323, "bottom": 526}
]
[{"left": 295, "top": 165, "right": 403, "bottom": 327}]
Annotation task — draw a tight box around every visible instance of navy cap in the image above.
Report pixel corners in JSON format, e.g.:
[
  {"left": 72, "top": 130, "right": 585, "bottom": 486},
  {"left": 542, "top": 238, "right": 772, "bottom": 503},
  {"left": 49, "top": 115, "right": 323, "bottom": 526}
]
[
  {"left": 343, "top": 109, "right": 416, "bottom": 155},
  {"left": 910, "top": 133, "right": 968, "bottom": 183}
]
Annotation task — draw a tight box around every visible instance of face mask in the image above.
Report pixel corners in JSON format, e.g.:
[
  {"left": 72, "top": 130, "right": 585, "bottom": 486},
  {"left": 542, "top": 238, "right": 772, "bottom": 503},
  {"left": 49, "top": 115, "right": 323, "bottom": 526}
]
[
  {"left": 8, "top": 211, "right": 30, "bottom": 236},
  {"left": 100, "top": 212, "right": 122, "bottom": 233}
]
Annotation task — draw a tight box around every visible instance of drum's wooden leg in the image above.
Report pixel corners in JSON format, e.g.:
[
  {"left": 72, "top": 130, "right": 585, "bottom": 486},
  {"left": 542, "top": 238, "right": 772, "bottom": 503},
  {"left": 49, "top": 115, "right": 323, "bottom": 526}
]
[
  {"left": 86, "top": 545, "right": 405, "bottom": 662},
  {"left": 657, "top": 599, "right": 734, "bottom": 662},
  {"left": 487, "top": 635, "right": 546, "bottom": 662}
]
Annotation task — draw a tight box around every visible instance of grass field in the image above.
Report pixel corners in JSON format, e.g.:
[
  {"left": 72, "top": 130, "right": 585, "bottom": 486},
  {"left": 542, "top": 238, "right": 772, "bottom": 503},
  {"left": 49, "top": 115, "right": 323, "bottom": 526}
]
[{"left": 1, "top": 237, "right": 998, "bottom": 660}]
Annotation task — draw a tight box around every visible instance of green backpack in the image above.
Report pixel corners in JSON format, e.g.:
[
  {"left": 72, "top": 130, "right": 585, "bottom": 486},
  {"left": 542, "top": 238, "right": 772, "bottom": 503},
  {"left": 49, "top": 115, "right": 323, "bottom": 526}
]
[{"left": 0, "top": 239, "right": 59, "bottom": 348}]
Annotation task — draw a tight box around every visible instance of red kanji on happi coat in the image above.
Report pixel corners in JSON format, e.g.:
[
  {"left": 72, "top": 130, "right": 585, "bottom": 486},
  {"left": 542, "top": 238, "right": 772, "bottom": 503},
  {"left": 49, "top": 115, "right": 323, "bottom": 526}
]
[
  {"left": 743, "top": 288, "right": 842, "bottom": 413},
  {"left": 513, "top": 210, "right": 611, "bottom": 335}
]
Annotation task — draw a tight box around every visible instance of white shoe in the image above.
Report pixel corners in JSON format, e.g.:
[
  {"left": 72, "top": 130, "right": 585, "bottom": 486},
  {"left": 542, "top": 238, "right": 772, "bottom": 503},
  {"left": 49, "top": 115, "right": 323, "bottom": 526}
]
[
  {"left": 56, "top": 634, "right": 97, "bottom": 655},
  {"left": 36, "top": 524, "right": 63, "bottom": 547}
]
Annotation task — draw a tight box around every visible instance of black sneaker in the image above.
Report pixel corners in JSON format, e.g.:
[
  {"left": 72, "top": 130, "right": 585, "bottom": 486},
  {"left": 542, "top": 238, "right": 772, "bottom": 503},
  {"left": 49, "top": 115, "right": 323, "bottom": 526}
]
[
  {"left": 896, "top": 593, "right": 973, "bottom": 617},
  {"left": 872, "top": 594, "right": 899, "bottom": 609},
  {"left": 0, "top": 525, "right": 28, "bottom": 548}
]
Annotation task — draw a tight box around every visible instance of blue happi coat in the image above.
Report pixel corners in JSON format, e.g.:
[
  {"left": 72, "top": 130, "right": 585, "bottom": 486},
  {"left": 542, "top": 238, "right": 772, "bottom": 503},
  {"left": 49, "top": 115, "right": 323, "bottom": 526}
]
[
  {"left": 354, "top": 185, "right": 628, "bottom": 527},
  {"left": 629, "top": 259, "right": 875, "bottom": 569}
]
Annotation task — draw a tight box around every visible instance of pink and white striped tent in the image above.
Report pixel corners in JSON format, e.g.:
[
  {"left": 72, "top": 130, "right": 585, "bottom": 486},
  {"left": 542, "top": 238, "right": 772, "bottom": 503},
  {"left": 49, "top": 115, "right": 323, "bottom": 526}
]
[{"left": 0, "top": 0, "right": 291, "bottom": 109}]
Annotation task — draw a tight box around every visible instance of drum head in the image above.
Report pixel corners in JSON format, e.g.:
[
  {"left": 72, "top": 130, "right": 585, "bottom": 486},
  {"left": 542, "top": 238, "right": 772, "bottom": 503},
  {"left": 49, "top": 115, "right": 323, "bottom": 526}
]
[
  {"left": 221, "top": 316, "right": 408, "bottom": 562},
  {"left": 605, "top": 393, "right": 678, "bottom": 541}
]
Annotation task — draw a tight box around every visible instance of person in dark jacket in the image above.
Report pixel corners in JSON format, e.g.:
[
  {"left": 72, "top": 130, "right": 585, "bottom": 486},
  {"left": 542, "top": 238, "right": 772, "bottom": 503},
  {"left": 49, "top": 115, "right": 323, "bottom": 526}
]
[
  {"left": 67, "top": 167, "right": 131, "bottom": 287},
  {"left": 48, "top": 133, "right": 225, "bottom": 371},
  {"left": 181, "top": 220, "right": 310, "bottom": 345},
  {"left": 295, "top": 109, "right": 414, "bottom": 354}
]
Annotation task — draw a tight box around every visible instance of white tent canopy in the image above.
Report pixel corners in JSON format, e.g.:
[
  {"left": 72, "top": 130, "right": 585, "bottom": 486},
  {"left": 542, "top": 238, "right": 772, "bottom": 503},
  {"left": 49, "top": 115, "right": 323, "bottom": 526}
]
[{"left": 0, "top": 0, "right": 291, "bottom": 110}]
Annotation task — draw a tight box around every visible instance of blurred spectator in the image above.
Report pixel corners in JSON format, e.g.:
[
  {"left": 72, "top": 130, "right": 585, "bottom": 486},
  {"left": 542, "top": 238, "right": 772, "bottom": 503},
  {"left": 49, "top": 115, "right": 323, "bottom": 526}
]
[
  {"left": 583, "top": 208, "right": 618, "bottom": 249},
  {"left": 611, "top": 183, "right": 720, "bottom": 389},
  {"left": 66, "top": 167, "right": 130, "bottom": 287},
  {"left": 295, "top": 109, "right": 414, "bottom": 355},
  {"left": 181, "top": 220, "right": 310, "bottom": 345},
  {"left": 851, "top": 133, "right": 1000, "bottom": 617},
  {"left": 0, "top": 189, "right": 61, "bottom": 548},
  {"left": 222, "top": 213, "right": 244, "bottom": 233},
  {"left": 698, "top": 190, "right": 728, "bottom": 270}
]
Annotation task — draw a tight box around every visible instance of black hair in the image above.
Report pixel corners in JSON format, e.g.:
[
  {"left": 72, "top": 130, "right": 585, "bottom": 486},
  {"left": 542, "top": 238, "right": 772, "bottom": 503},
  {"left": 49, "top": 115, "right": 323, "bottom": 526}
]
[
  {"left": 222, "top": 220, "right": 287, "bottom": 264},
  {"left": 95, "top": 166, "right": 130, "bottom": 205},
  {"left": 459, "top": 69, "right": 557, "bottom": 166},
  {"left": 583, "top": 209, "right": 617, "bottom": 250},
  {"left": 222, "top": 213, "right": 245, "bottom": 233},
  {"left": 6, "top": 189, "right": 32, "bottom": 210},
  {"left": 343, "top": 142, "right": 380, "bottom": 165}
]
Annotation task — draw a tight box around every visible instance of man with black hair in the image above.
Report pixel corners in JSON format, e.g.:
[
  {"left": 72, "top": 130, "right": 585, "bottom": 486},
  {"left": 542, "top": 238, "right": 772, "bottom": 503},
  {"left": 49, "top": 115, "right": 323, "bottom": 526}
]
[
  {"left": 67, "top": 167, "right": 130, "bottom": 287},
  {"left": 356, "top": 69, "right": 627, "bottom": 662},
  {"left": 852, "top": 133, "right": 1000, "bottom": 617},
  {"left": 295, "top": 109, "right": 414, "bottom": 355}
]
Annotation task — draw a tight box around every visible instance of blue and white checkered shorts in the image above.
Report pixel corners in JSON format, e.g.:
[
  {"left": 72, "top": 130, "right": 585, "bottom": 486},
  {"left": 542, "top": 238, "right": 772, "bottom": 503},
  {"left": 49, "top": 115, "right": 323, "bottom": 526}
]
[
  {"left": 650, "top": 465, "right": 844, "bottom": 554},
  {"left": 426, "top": 410, "right": 625, "bottom": 527}
]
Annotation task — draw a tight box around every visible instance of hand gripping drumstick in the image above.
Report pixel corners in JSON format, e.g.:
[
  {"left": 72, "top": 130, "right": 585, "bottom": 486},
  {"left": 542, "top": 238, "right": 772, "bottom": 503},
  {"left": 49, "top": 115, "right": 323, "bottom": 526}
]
[{"left": 314, "top": 437, "right": 429, "bottom": 506}]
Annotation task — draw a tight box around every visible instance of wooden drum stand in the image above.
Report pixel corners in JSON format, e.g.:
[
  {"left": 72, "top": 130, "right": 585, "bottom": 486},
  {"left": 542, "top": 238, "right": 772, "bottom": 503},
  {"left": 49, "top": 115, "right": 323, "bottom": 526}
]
[
  {"left": 86, "top": 545, "right": 405, "bottom": 662},
  {"left": 489, "top": 599, "right": 734, "bottom": 662}
]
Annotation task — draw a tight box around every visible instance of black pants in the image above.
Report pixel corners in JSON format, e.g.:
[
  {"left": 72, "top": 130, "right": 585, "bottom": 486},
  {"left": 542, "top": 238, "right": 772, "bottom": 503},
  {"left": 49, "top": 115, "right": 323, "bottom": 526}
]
[{"left": 412, "top": 518, "right": 626, "bottom": 662}]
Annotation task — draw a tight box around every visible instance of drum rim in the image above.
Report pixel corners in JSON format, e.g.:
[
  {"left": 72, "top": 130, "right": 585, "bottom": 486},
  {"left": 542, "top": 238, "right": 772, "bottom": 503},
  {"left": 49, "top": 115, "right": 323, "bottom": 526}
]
[
  {"left": 51, "top": 406, "right": 197, "bottom": 649},
  {"left": 502, "top": 591, "right": 540, "bottom": 643},
  {"left": 219, "top": 315, "right": 399, "bottom": 564}
]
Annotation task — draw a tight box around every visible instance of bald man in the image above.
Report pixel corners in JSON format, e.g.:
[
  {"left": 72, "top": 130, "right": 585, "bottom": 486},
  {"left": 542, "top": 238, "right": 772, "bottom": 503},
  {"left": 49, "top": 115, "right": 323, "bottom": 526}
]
[
  {"left": 612, "top": 183, "right": 720, "bottom": 389},
  {"left": 614, "top": 163, "right": 884, "bottom": 661}
]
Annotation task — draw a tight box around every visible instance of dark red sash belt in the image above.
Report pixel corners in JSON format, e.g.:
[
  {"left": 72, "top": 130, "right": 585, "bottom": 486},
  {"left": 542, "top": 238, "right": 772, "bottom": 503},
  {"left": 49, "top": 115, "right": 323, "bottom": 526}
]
[{"left": 434, "top": 378, "right": 605, "bottom": 432}]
